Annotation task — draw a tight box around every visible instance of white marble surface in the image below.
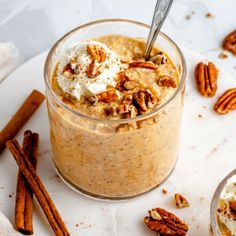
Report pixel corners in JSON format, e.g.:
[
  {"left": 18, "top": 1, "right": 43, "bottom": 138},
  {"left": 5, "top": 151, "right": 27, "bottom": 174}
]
[{"left": 1, "top": 1, "right": 236, "bottom": 236}]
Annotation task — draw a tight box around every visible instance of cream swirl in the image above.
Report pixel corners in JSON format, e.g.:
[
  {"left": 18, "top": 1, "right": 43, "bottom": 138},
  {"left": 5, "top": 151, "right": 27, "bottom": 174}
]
[
  {"left": 56, "top": 41, "right": 121, "bottom": 100},
  {"left": 218, "top": 175, "right": 236, "bottom": 235}
]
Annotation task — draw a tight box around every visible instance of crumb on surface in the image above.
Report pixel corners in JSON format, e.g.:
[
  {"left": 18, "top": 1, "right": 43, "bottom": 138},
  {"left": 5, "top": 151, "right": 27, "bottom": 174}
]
[
  {"left": 162, "top": 189, "right": 168, "bottom": 194},
  {"left": 219, "top": 52, "right": 228, "bottom": 59},
  {"left": 199, "top": 197, "right": 205, "bottom": 202},
  {"left": 8, "top": 194, "right": 12, "bottom": 198},
  {"left": 198, "top": 114, "right": 202, "bottom": 118},
  {"left": 185, "top": 15, "right": 191, "bottom": 20},
  {"left": 206, "top": 12, "right": 214, "bottom": 18}
]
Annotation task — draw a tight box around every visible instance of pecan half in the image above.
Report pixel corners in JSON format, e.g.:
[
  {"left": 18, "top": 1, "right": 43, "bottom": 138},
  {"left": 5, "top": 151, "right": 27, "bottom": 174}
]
[
  {"left": 214, "top": 88, "right": 236, "bottom": 114},
  {"left": 87, "top": 45, "right": 106, "bottom": 63},
  {"left": 144, "top": 208, "right": 188, "bottom": 236},
  {"left": 223, "top": 30, "right": 236, "bottom": 55},
  {"left": 97, "top": 90, "right": 118, "bottom": 103},
  {"left": 194, "top": 62, "right": 218, "bottom": 97},
  {"left": 86, "top": 60, "right": 102, "bottom": 78},
  {"left": 158, "top": 75, "right": 177, "bottom": 88},
  {"left": 128, "top": 61, "right": 158, "bottom": 70},
  {"left": 175, "top": 194, "right": 190, "bottom": 209}
]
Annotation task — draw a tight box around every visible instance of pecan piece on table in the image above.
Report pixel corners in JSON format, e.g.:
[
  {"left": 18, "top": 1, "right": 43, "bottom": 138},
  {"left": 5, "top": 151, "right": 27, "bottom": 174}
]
[
  {"left": 175, "top": 194, "right": 190, "bottom": 209},
  {"left": 214, "top": 88, "right": 236, "bottom": 114},
  {"left": 223, "top": 30, "right": 236, "bottom": 55},
  {"left": 194, "top": 62, "right": 218, "bottom": 97},
  {"left": 144, "top": 208, "right": 188, "bottom": 236},
  {"left": 158, "top": 75, "right": 177, "bottom": 88},
  {"left": 97, "top": 90, "right": 119, "bottom": 103},
  {"left": 128, "top": 61, "right": 158, "bottom": 70}
]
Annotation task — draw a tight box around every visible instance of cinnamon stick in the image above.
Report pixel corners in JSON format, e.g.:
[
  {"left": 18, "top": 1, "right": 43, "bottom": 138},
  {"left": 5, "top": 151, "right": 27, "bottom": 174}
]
[
  {"left": 15, "top": 130, "right": 39, "bottom": 234},
  {"left": 6, "top": 140, "right": 69, "bottom": 236},
  {"left": 0, "top": 90, "right": 45, "bottom": 154}
]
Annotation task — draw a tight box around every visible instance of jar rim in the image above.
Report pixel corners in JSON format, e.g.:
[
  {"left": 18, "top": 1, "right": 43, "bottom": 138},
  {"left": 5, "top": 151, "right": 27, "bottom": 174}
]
[{"left": 44, "top": 18, "right": 187, "bottom": 124}]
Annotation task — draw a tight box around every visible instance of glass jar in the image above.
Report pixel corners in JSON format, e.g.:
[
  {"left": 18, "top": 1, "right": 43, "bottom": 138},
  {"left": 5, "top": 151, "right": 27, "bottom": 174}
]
[
  {"left": 44, "top": 19, "right": 186, "bottom": 200},
  {"left": 210, "top": 169, "right": 236, "bottom": 235}
]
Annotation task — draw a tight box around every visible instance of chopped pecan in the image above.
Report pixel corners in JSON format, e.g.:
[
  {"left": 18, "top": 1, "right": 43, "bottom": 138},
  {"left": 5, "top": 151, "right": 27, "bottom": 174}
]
[
  {"left": 129, "top": 105, "right": 138, "bottom": 118},
  {"left": 87, "top": 45, "right": 107, "bottom": 63},
  {"left": 133, "top": 89, "right": 158, "bottom": 112},
  {"left": 149, "top": 52, "right": 168, "bottom": 65},
  {"left": 116, "top": 123, "right": 137, "bottom": 132},
  {"left": 158, "top": 75, "right": 177, "bottom": 88},
  {"left": 129, "top": 61, "right": 158, "bottom": 70},
  {"left": 144, "top": 208, "right": 188, "bottom": 236},
  {"left": 223, "top": 30, "right": 236, "bottom": 55},
  {"left": 63, "top": 63, "right": 74, "bottom": 74},
  {"left": 123, "top": 94, "right": 133, "bottom": 105},
  {"left": 214, "top": 88, "right": 236, "bottom": 114},
  {"left": 86, "top": 60, "right": 102, "bottom": 78},
  {"left": 63, "top": 63, "right": 75, "bottom": 79},
  {"left": 116, "top": 72, "right": 128, "bottom": 91},
  {"left": 106, "top": 105, "right": 118, "bottom": 116},
  {"left": 117, "top": 104, "right": 130, "bottom": 114},
  {"left": 145, "top": 89, "right": 159, "bottom": 108},
  {"left": 175, "top": 194, "right": 190, "bottom": 209},
  {"left": 194, "top": 62, "right": 218, "bottom": 97},
  {"left": 133, "top": 90, "right": 147, "bottom": 111},
  {"left": 87, "top": 95, "right": 98, "bottom": 106},
  {"left": 97, "top": 90, "right": 118, "bottom": 103},
  {"left": 123, "top": 80, "right": 137, "bottom": 90},
  {"left": 229, "top": 200, "right": 236, "bottom": 213}
]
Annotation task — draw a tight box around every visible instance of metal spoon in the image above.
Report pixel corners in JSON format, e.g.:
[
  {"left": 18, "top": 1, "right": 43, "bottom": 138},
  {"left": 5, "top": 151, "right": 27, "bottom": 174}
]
[{"left": 144, "top": 0, "right": 173, "bottom": 61}]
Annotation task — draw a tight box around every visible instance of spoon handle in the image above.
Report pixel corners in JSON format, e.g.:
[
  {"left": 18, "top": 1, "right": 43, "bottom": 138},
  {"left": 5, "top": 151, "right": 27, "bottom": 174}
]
[{"left": 144, "top": 0, "right": 173, "bottom": 60}]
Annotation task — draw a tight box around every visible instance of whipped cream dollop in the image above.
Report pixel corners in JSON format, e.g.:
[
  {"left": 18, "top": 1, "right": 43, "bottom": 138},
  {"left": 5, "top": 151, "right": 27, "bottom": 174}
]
[
  {"left": 56, "top": 41, "right": 121, "bottom": 100},
  {"left": 218, "top": 174, "right": 236, "bottom": 235}
]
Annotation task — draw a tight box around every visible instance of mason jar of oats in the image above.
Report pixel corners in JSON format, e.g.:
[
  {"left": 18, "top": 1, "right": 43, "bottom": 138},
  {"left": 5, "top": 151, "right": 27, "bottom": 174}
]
[{"left": 44, "top": 19, "right": 186, "bottom": 200}]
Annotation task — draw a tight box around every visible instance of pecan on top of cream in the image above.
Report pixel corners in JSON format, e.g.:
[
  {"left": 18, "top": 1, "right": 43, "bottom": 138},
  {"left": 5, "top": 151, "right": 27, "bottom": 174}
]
[{"left": 56, "top": 41, "right": 121, "bottom": 100}]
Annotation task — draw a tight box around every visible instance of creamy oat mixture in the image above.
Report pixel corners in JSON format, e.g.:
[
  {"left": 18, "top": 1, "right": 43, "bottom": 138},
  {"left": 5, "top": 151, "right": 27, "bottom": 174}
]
[
  {"left": 47, "top": 35, "right": 184, "bottom": 198},
  {"left": 217, "top": 175, "right": 236, "bottom": 236},
  {"left": 52, "top": 35, "right": 179, "bottom": 120}
]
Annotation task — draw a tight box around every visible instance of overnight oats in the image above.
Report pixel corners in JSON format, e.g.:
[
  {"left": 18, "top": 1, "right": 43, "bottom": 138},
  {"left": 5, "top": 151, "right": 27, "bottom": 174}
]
[
  {"left": 44, "top": 20, "right": 186, "bottom": 199},
  {"left": 211, "top": 170, "right": 236, "bottom": 236}
]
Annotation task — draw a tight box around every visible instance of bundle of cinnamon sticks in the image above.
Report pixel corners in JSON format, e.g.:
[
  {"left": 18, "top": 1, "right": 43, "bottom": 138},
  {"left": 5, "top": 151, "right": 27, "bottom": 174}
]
[{"left": 0, "top": 89, "right": 70, "bottom": 235}]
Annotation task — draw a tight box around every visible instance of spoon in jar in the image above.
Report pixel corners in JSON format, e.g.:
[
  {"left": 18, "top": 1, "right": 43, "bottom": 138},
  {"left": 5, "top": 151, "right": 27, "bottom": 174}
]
[{"left": 144, "top": 0, "right": 173, "bottom": 61}]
